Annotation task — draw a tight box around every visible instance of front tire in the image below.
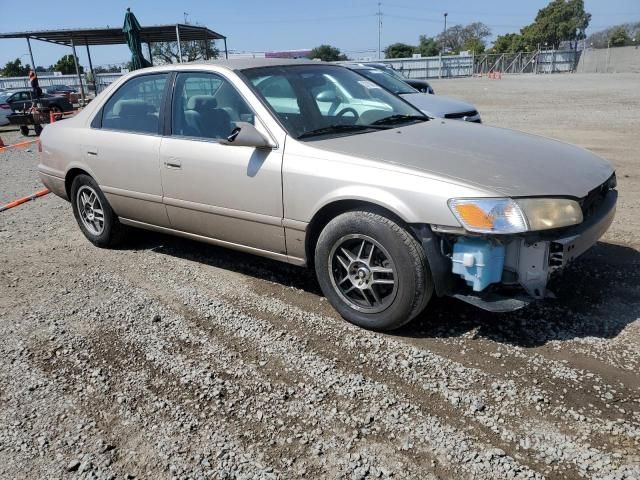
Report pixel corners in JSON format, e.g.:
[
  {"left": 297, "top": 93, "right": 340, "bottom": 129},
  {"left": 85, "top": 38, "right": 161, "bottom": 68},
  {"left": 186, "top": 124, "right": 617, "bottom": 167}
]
[
  {"left": 70, "top": 174, "right": 125, "bottom": 247},
  {"left": 314, "top": 210, "right": 433, "bottom": 331}
]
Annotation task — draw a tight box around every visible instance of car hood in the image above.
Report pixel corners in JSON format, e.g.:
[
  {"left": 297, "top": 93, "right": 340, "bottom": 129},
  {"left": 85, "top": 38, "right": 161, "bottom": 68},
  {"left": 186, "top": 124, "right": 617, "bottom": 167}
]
[
  {"left": 310, "top": 120, "right": 614, "bottom": 198},
  {"left": 400, "top": 93, "right": 477, "bottom": 117}
]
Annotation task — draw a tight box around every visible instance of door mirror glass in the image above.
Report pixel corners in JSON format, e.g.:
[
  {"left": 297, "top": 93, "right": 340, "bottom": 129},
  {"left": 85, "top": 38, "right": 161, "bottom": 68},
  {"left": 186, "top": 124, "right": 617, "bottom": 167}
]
[
  {"left": 315, "top": 89, "right": 342, "bottom": 103},
  {"left": 221, "top": 122, "right": 273, "bottom": 148}
]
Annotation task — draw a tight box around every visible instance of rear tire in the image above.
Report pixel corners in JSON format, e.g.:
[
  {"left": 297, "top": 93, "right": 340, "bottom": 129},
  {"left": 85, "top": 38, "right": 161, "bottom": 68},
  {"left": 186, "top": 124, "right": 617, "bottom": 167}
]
[
  {"left": 70, "top": 174, "right": 125, "bottom": 248},
  {"left": 314, "top": 209, "right": 432, "bottom": 331},
  {"left": 34, "top": 124, "right": 43, "bottom": 136},
  {"left": 20, "top": 126, "right": 29, "bottom": 136}
]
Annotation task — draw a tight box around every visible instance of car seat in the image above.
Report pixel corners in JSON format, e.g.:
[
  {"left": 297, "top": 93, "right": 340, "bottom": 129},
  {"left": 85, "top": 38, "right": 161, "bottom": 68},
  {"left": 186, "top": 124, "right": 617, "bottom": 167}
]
[{"left": 183, "top": 95, "right": 231, "bottom": 140}]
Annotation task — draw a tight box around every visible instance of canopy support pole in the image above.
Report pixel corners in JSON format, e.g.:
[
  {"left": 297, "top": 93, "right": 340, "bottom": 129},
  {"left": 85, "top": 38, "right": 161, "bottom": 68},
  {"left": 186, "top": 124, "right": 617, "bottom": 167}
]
[
  {"left": 147, "top": 42, "right": 153, "bottom": 65},
  {"left": 85, "top": 39, "right": 96, "bottom": 95},
  {"left": 70, "top": 37, "right": 85, "bottom": 106},
  {"left": 175, "top": 25, "right": 182, "bottom": 63},
  {"left": 26, "top": 36, "right": 35, "bottom": 70},
  {"left": 204, "top": 32, "right": 209, "bottom": 60},
  {"left": 224, "top": 37, "right": 228, "bottom": 59}
]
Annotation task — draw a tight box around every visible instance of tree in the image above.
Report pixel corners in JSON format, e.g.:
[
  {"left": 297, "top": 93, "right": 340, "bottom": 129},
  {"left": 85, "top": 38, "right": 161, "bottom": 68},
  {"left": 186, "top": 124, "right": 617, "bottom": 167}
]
[
  {"left": 416, "top": 35, "right": 439, "bottom": 57},
  {"left": 51, "top": 55, "right": 83, "bottom": 74},
  {"left": 384, "top": 43, "right": 415, "bottom": 59},
  {"left": 309, "top": 44, "right": 348, "bottom": 61},
  {"left": 94, "top": 65, "right": 125, "bottom": 74},
  {"left": 609, "top": 26, "right": 631, "bottom": 47},
  {"left": 152, "top": 40, "right": 219, "bottom": 64},
  {"left": 587, "top": 22, "right": 639, "bottom": 48},
  {"left": 1, "top": 58, "right": 31, "bottom": 77},
  {"left": 35, "top": 66, "right": 47, "bottom": 72},
  {"left": 437, "top": 22, "right": 491, "bottom": 54},
  {"left": 490, "top": 33, "right": 530, "bottom": 53},
  {"left": 521, "top": 0, "right": 591, "bottom": 49},
  {"left": 463, "top": 38, "right": 485, "bottom": 54}
]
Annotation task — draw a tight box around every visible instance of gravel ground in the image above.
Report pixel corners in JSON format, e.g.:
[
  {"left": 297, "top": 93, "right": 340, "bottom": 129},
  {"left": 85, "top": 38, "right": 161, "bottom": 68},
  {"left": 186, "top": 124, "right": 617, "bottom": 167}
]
[{"left": 0, "top": 73, "right": 639, "bottom": 480}]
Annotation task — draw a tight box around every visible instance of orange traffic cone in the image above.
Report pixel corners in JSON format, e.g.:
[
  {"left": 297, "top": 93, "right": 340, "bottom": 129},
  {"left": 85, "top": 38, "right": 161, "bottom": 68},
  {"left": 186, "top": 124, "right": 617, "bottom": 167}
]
[{"left": 0, "top": 137, "right": 4, "bottom": 148}]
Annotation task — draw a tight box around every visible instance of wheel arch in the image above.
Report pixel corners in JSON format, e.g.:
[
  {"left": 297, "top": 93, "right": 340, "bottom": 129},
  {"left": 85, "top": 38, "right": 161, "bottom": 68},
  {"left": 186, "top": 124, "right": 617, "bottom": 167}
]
[
  {"left": 305, "top": 199, "right": 414, "bottom": 268},
  {"left": 304, "top": 198, "right": 454, "bottom": 298},
  {"left": 65, "top": 167, "right": 92, "bottom": 199}
]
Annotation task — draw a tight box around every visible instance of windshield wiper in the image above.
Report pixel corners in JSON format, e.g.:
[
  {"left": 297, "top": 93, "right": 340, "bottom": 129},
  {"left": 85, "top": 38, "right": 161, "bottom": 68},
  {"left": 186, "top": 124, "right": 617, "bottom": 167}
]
[
  {"left": 370, "top": 114, "right": 428, "bottom": 126},
  {"left": 297, "top": 124, "right": 387, "bottom": 140}
]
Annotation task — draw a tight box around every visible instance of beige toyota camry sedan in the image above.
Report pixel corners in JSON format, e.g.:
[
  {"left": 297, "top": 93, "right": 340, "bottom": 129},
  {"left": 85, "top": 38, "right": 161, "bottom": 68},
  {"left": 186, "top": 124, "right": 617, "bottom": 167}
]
[{"left": 39, "top": 59, "right": 617, "bottom": 330}]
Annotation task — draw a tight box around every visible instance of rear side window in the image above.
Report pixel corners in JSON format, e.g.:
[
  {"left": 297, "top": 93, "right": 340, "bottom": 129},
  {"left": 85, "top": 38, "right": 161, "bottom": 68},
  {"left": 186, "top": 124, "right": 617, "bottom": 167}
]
[{"left": 101, "top": 73, "right": 168, "bottom": 134}]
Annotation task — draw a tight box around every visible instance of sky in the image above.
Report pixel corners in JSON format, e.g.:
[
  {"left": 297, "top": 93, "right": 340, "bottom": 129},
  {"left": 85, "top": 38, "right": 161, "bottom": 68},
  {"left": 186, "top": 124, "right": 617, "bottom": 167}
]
[{"left": 0, "top": 0, "right": 639, "bottom": 69}]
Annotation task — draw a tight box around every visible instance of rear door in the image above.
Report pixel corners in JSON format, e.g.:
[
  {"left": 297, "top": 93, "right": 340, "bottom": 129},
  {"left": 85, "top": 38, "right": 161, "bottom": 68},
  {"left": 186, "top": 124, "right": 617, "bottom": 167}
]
[{"left": 83, "top": 73, "right": 170, "bottom": 227}]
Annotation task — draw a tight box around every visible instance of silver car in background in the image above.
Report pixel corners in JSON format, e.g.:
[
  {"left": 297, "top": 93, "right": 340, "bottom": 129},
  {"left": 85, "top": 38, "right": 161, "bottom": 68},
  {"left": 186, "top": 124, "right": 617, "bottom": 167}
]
[
  {"left": 39, "top": 60, "right": 616, "bottom": 330},
  {"left": 345, "top": 64, "right": 481, "bottom": 122}
]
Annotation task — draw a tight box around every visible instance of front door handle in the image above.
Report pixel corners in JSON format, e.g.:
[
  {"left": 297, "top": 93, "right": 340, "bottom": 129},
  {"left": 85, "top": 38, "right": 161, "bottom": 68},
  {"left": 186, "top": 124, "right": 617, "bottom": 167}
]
[{"left": 164, "top": 158, "right": 182, "bottom": 169}]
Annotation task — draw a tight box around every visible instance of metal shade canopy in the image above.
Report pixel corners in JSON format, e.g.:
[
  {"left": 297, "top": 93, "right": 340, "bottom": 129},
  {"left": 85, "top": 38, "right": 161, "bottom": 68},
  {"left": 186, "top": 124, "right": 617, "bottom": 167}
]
[
  {"left": 0, "top": 24, "right": 226, "bottom": 46},
  {"left": 0, "top": 22, "right": 228, "bottom": 102}
]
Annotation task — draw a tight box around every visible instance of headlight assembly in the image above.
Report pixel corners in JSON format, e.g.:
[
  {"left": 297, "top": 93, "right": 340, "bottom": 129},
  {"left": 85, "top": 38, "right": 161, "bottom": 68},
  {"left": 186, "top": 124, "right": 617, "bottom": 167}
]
[
  {"left": 447, "top": 198, "right": 528, "bottom": 234},
  {"left": 448, "top": 197, "right": 583, "bottom": 234},
  {"left": 516, "top": 198, "right": 583, "bottom": 231}
]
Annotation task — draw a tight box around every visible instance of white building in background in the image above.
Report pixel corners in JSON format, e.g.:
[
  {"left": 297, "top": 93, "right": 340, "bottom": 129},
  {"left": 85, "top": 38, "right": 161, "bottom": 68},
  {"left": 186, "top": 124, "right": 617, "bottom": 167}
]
[{"left": 228, "top": 49, "right": 312, "bottom": 60}]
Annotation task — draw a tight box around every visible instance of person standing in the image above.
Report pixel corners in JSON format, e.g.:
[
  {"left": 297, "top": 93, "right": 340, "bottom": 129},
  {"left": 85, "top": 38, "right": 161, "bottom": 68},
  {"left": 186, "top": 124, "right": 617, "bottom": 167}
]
[{"left": 28, "top": 70, "right": 42, "bottom": 102}]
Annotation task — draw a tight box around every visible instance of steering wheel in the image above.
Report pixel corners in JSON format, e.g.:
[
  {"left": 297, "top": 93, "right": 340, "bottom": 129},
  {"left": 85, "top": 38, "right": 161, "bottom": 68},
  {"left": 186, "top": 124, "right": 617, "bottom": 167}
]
[{"left": 335, "top": 107, "right": 359, "bottom": 121}]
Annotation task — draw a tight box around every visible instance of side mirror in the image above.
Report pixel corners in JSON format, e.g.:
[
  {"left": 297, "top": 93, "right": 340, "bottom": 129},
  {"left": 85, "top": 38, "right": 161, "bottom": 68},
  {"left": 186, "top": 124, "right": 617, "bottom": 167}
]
[
  {"left": 315, "top": 90, "right": 342, "bottom": 103},
  {"left": 221, "top": 122, "right": 274, "bottom": 148}
]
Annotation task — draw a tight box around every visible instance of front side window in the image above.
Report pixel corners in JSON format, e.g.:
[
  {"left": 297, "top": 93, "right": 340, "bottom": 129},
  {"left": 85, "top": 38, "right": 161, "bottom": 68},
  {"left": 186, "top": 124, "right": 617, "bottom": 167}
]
[
  {"left": 242, "top": 65, "right": 426, "bottom": 140},
  {"left": 101, "top": 73, "right": 168, "bottom": 134},
  {"left": 171, "top": 72, "right": 255, "bottom": 140}
]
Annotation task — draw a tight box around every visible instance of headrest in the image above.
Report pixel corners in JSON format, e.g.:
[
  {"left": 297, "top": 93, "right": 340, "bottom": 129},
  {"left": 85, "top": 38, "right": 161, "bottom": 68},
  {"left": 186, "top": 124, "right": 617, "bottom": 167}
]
[
  {"left": 113, "top": 99, "right": 151, "bottom": 117},
  {"left": 186, "top": 95, "right": 217, "bottom": 110}
]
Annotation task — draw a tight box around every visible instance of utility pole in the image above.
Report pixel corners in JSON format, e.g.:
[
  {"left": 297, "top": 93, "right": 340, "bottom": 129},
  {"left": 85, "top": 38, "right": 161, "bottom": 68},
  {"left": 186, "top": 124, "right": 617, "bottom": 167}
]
[
  {"left": 377, "top": 2, "right": 382, "bottom": 60},
  {"left": 183, "top": 12, "right": 189, "bottom": 24},
  {"left": 442, "top": 12, "right": 448, "bottom": 53}
]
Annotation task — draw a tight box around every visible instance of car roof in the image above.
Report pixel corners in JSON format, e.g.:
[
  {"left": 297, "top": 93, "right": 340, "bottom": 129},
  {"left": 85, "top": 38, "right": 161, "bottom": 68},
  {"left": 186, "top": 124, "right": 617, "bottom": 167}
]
[{"left": 132, "top": 58, "right": 333, "bottom": 75}]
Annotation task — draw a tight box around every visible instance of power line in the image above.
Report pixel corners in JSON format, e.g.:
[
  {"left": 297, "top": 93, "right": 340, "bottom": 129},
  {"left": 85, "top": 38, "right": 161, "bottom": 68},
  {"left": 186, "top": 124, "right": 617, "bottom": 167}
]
[{"left": 377, "top": 2, "right": 383, "bottom": 59}]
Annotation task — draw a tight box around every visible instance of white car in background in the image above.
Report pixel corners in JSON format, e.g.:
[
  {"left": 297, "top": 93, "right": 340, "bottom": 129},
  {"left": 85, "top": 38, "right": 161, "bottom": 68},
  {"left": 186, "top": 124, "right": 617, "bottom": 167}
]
[
  {"left": 345, "top": 64, "right": 482, "bottom": 123},
  {"left": 0, "top": 95, "right": 11, "bottom": 126}
]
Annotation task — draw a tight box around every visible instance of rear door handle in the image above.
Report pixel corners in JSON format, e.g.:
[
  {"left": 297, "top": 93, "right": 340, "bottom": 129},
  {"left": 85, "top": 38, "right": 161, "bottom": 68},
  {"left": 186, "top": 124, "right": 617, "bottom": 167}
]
[
  {"left": 164, "top": 158, "right": 182, "bottom": 169},
  {"left": 87, "top": 151, "right": 98, "bottom": 156}
]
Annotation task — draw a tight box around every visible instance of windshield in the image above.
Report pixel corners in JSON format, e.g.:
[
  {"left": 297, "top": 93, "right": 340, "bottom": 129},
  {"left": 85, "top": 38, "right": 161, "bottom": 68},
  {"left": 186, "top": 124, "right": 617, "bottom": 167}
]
[
  {"left": 352, "top": 68, "right": 416, "bottom": 95},
  {"left": 242, "top": 65, "right": 426, "bottom": 139},
  {"left": 386, "top": 68, "right": 409, "bottom": 81}
]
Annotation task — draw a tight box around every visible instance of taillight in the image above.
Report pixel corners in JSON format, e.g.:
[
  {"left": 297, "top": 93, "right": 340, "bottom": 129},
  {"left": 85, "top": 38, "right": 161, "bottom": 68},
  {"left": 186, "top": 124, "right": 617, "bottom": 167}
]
[{"left": 0, "top": 103, "right": 10, "bottom": 109}]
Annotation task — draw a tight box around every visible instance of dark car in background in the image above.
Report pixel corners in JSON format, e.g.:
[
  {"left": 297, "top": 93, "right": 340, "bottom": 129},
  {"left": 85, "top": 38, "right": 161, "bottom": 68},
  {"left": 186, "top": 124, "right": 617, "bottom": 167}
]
[
  {"left": 0, "top": 88, "right": 74, "bottom": 114},
  {"left": 45, "top": 84, "right": 80, "bottom": 104},
  {"left": 361, "top": 62, "right": 435, "bottom": 94}
]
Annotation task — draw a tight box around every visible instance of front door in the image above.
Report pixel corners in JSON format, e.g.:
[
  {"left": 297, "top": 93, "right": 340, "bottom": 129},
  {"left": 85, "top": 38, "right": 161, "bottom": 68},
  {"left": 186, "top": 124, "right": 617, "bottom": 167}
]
[{"left": 159, "top": 71, "right": 285, "bottom": 256}]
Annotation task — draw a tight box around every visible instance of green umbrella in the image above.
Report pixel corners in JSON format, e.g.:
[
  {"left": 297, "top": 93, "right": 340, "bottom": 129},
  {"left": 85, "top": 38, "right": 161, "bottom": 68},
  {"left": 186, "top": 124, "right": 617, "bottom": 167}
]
[{"left": 123, "top": 8, "right": 151, "bottom": 70}]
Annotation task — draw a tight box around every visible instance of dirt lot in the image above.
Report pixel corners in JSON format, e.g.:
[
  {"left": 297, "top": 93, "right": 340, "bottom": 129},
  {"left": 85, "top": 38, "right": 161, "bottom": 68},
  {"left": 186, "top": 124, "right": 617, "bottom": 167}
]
[{"left": 0, "top": 73, "right": 639, "bottom": 480}]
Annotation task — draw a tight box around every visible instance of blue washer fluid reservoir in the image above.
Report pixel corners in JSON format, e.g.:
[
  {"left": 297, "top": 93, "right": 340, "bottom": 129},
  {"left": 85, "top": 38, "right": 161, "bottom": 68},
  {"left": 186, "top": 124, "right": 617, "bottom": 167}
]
[{"left": 451, "top": 238, "right": 505, "bottom": 292}]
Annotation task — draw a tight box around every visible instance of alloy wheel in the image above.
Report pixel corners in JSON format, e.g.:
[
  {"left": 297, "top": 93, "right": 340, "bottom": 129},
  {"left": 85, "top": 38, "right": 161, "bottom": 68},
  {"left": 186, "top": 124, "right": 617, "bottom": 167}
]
[
  {"left": 328, "top": 234, "right": 398, "bottom": 313},
  {"left": 76, "top": 185, "right": 105, "bottom": 236}
]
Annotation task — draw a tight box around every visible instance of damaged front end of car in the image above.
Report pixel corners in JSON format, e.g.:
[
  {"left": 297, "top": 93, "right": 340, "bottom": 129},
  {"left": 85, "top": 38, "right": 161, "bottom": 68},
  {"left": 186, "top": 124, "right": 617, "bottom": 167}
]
[{"left": 417, "top": 174, "right": 618, "bottom": 312}]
